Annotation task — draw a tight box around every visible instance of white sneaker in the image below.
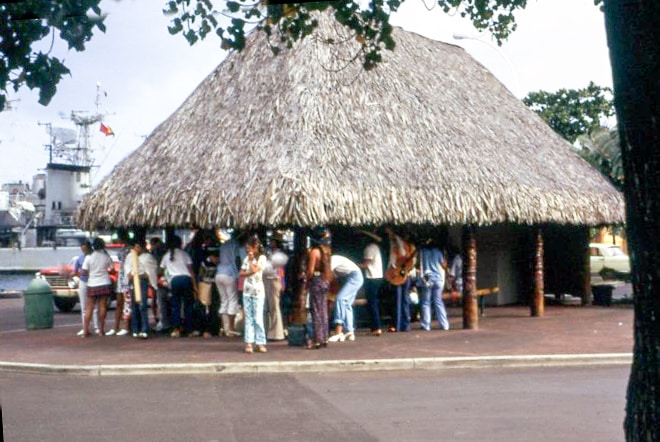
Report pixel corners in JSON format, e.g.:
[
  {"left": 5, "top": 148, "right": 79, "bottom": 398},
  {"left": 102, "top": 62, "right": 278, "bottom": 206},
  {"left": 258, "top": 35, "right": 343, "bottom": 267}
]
[
  {"left": 328, "top": 333, "right": 345, "bottom": 343},
  {"left": 116, "top": 329, "right": 130, "bottom": 336},
  {"left": 345, "top": 332, "right": 356, "bottom": 341},
  {"left": 76, "top": 329, "right": 85, "bottom": 337},
  {"left": 139, "top": 332, "right": 148, "bottom": 339},
  {"left": 94, "top": 328, "right": 101, "bottom": 336},
  {"left": 105, "top": 329, "right": 116, "bottom": 336}
]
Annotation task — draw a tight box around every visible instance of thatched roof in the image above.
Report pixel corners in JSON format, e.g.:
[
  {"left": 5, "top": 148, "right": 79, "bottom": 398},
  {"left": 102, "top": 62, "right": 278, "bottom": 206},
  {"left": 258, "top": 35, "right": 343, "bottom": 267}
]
[{"left": 77, "top": 13, "right": 625, "bottom": 230}]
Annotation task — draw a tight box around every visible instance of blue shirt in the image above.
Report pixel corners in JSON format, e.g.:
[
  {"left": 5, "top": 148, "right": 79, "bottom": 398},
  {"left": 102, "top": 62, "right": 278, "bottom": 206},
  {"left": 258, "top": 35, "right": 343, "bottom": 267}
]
[
  {"left": 74, "top": 254, "right": 88, "bottom": 283},
  {"left": 215, "top": 238, "right": 239, "bottom": 279},
  {"left": 420, "top": 247, "right": 444, "bottom": 277}
]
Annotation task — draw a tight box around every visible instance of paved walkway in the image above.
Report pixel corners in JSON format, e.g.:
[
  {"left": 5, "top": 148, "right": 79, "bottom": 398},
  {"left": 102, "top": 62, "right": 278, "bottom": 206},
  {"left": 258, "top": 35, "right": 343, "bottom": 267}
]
[{"left": 0, "top": 305, "right": 634, "bottom": 375}]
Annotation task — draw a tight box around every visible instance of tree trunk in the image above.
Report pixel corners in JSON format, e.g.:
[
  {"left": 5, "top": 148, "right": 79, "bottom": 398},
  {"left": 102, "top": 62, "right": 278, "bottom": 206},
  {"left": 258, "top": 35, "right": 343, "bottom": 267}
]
[
  {"left": 462, "top": 225, "right": 478, "bottom": 329},
  {"left": 603, "top": 1, "right": 660, "bottom": 440}
]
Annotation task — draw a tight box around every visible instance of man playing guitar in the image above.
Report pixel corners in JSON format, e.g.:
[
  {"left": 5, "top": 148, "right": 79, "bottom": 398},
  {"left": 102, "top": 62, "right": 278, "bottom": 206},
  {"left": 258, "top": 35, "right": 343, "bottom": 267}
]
[{"left": 385, "top": 226, "right": 417, "bottom": 332}]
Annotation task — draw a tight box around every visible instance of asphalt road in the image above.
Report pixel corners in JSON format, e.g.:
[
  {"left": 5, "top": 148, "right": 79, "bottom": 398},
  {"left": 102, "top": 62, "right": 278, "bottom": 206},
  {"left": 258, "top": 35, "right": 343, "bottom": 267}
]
[
  {"left": 0, "top": 295, "right": 82, "bottom": 333},
  {"left": 0, "top": 366, "right": 628, "bottom": 442}
]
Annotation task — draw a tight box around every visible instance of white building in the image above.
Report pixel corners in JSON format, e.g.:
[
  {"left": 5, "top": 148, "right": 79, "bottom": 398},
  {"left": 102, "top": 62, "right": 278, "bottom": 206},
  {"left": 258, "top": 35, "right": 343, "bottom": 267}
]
[{"left": 43, "top": 163, "right": 92, "bottom": 227}]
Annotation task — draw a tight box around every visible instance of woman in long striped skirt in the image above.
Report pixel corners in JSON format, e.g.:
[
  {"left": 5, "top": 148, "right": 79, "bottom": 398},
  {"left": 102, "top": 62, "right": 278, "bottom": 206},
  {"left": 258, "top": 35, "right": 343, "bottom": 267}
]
[{"left": 305, "top": 227, "right": 333, "bottom": 349}]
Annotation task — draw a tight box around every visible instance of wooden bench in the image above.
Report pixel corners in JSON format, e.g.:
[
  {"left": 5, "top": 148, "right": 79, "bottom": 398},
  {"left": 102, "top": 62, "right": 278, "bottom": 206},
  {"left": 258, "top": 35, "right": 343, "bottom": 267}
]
[
  {"left": 352, "top": 287, "right": 500, "bottom": 322},
  {"left": 442, "top": 287, "right": 500, "bottom": 316}
]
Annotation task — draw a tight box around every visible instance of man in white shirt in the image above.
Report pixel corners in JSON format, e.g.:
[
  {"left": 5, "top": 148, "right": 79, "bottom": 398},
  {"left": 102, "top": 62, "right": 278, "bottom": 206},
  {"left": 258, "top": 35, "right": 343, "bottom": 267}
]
[
  {"left": 385, "top": 226, "right": 416, "bottom": 333},
  {"left": 358, "top": 230, "right": 384, "bottom": 336}
]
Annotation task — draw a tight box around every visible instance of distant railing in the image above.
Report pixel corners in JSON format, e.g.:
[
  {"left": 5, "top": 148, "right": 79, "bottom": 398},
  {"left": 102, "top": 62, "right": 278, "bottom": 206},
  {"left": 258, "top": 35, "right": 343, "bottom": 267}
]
[{"left": 41, "top": 214, "right": 76, "bottom": 227}]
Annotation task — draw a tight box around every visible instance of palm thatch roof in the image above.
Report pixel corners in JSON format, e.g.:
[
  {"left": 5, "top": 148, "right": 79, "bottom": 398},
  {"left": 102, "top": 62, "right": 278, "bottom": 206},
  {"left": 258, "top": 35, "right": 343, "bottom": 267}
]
[{"left": 76, "top": 13, "right": 624, "bottom": 230}]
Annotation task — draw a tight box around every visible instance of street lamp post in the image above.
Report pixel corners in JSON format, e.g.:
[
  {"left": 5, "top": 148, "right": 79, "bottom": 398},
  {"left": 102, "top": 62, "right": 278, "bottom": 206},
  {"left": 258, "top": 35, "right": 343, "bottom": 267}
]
[{"left": 452, "top": 33, "right": 521, "bottom": 97}]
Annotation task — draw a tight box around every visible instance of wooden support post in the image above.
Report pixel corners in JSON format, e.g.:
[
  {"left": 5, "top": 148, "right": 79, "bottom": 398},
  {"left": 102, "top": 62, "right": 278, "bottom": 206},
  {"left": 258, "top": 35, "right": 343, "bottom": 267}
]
[
  {"left": 292, "top": 227, "right": 309, "bottom": 325},
  {"left": 462, "top": 225, "right": 479, "bottom": 329},
  {"left": 581, "top": 228, "right": 592, "bottom": 306},
  {"left": 531, "top": 227, "right": 545, "bottom": 317}
]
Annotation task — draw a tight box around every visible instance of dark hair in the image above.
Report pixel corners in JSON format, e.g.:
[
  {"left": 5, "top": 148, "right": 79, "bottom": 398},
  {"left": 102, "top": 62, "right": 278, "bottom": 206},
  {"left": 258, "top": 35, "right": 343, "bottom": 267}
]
[
  {"left": 167, "top": 235, "right": 183, "bottom": 261},
  {"left": 421, "top": 237, "right": 438, "bottom": 248},
  {"left": 311, "top": 226, "right": 331, "bottom": 245},
  {"left": 115, "top": 228, "right": 130, "bottom": 243},
  {"left": 92, "top": 237, "right": 105, "bottom": 251},
  {"left": 269, "top": 234, "right": 283, "bottom": 247},
  {"left": 246, "top": 234, "right": 265, "bottom": 256},
  {"left": 81, "top": 239, "right": 92, "bottom": 251},
  {"left": 129, "top": 237, "right": 145, "bottom": 248}
]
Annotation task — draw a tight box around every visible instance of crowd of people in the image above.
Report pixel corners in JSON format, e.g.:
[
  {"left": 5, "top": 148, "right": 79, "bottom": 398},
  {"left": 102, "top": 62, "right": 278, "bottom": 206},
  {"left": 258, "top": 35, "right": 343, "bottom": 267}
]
[{"left": 73, "top": 226, "right": 463, "bottom": 354}]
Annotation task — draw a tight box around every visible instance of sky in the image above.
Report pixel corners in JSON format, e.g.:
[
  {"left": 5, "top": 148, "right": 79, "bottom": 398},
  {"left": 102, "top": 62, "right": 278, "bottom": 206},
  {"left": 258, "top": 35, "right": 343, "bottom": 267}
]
[{"left": 0, "top": 0, "right": 612, "bottom": 187}]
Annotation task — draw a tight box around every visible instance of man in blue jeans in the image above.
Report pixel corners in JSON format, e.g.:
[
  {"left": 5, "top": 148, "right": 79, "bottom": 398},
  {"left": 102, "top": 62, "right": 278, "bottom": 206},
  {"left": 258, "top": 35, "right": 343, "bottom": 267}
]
[
  {"left": 418, "top": 241, "right": 450, "bottom": 331},
  {"left": 328, "top": 255, "right": 364, "bottom": 342},
  {"left": 385, "top": 227, "right": 416, "bottom": 332},
  {"left": 358, "top": 231, "right": 385, "bottom": 336}
]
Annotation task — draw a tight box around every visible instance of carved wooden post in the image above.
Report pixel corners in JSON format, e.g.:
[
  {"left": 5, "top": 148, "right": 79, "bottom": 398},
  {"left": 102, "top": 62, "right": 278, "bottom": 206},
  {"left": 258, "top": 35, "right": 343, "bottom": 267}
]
[
  {"left": 531, "top": 227, "right": 545, "bottom": 317},
  {"left": 462, "top": 225, "right": 478, "bottom": 329},
  {"left": 292, "top": 226, "right": 309, "bottom": 325}
]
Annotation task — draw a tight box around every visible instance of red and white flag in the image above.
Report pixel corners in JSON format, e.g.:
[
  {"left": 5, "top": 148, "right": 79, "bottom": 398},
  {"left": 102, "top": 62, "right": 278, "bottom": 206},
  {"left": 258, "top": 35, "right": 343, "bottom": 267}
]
[{"left": 99, "top": 123, "right": 114, "bottom": 136}]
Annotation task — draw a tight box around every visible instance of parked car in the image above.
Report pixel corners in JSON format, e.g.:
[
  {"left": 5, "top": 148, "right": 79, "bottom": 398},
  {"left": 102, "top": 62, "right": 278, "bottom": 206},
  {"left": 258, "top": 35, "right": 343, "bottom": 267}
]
[
  {"left": 589, "top": 243, "right": 631, "bottom": 279},
  {"left": 36, "top": 244, "right": 124, "bottom": 312}
]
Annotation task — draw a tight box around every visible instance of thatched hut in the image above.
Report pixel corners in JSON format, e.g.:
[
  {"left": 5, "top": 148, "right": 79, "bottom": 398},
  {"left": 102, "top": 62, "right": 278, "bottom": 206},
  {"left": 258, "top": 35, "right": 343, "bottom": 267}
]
[{"left": 77, "top": 13, "right": 624, "bottom": 327}]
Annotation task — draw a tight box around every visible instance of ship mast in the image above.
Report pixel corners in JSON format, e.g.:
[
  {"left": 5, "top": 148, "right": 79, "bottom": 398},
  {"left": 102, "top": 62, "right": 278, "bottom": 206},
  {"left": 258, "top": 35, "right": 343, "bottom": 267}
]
[
  {"left": 37, "top": 83, "right": 108, "bottom": 234},
  {"left": 68, "top": 83, "right": 105, "bottom": 167}
]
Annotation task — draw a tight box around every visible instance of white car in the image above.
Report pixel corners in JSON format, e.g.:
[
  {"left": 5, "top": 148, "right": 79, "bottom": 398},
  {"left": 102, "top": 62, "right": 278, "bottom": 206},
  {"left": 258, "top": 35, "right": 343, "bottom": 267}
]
[{"left": 589, "top": 243, "right": 631, "bottom": 278}]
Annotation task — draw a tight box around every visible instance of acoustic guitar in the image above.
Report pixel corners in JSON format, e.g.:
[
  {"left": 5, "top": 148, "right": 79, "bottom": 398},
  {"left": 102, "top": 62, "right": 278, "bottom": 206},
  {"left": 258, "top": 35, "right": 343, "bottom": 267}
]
[{"left": 385, "top": 252, "right": 416, "bottom": 286}]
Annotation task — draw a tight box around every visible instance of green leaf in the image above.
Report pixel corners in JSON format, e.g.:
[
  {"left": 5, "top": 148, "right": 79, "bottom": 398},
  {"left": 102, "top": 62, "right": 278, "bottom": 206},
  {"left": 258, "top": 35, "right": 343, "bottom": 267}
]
[{"left": 226, "top": 1, "right": 240, "bottom": 13}]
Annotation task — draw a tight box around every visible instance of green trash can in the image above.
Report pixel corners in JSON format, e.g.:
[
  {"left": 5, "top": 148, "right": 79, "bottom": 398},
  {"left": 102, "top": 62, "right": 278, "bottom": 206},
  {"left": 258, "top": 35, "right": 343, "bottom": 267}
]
[{"left": 23, "top": 278, "right": 54, "bottom": 329}]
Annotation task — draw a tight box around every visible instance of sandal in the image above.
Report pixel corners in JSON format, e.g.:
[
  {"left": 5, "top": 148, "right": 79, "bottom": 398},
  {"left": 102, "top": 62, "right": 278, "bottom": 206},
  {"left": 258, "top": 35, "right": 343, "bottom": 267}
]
[
  {"left": 244, "top": 344, "right": 254, "bottom": 354},
  {"left": 256, "top": 345, "right": 267, "bottom": 353}
]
